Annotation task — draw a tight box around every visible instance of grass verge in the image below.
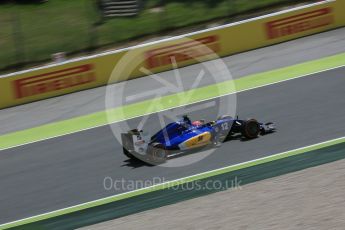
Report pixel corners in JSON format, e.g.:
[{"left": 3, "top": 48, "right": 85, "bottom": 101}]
[{"left": 0, "top": 0, "right": 311, "bottom": 71}]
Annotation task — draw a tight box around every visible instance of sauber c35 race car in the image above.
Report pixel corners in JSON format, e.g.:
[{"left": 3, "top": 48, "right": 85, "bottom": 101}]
[{"left": 121, "top": 115, "right": 275, "bottom": 164}]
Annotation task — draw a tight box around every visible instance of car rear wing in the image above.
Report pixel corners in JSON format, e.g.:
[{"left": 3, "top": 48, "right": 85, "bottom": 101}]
[{"left": 121, "top": 129, "right": 150, "bottom": 154}]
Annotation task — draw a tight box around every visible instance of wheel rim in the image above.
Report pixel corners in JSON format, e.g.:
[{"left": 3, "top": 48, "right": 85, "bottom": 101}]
[
  {"left": 153, "top": 148, "right": 165, "bottom": 161},
  {"left": 248, "top": 124, "right": 258, "bottom": 135}
]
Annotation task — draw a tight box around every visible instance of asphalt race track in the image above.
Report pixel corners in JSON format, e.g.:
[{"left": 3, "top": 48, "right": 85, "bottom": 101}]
[{"left": 1, "top": 66, "right": 345, "bottom": 224}]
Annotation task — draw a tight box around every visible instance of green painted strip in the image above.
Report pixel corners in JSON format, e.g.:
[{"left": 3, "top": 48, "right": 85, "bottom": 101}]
[
  {"left": 1, "top": 135, "right": 345, "bottom": 229},
  {"left": 0, "top": 52, "right": 344, "bottom": 150}
]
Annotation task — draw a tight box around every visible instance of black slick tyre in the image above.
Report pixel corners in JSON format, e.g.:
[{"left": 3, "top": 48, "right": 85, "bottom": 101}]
[{"left": 241, "top": 119, "right": 260, "bottom": 139}]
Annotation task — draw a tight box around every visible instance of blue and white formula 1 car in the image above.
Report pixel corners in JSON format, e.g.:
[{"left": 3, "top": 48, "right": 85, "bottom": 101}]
[{"left": 121, "top": 115, "right": 275, "bottom": 164}]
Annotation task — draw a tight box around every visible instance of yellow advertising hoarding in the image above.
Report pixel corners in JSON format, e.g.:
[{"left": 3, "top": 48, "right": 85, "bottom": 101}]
[{"left": 0, "top": 0, "right": 344, "bottom": 109}]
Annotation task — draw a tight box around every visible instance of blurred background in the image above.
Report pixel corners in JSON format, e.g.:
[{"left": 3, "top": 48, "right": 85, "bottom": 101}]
[{"left": 0, "top": 0, "right": 316, "bottom": 73}]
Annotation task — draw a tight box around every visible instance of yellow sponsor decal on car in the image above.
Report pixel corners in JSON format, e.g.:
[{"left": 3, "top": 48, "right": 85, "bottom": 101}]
[{"left": 183, "top": 132, "right": 212, "bottom": 149}]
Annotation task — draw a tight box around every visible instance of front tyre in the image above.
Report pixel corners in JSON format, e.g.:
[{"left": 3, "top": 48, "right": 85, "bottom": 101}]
[{"left": 241, "top": 119, "right": 260, "bottom": 139}]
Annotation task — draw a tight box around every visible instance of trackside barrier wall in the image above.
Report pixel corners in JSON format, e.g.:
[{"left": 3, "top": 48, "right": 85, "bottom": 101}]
[{"left": 0, "top": 0, "right": 344, "bottom": 109}]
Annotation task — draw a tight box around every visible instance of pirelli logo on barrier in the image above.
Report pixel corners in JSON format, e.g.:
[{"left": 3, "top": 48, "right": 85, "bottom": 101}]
[
  {"left": 13, "top": 64, "right": 96, "bottom": 99},
  {"left": 145, "top": 35, "right": 219, "bottom": 69},
  {"left": 266, "top": 7, "right": 333, "bottom": 39}
]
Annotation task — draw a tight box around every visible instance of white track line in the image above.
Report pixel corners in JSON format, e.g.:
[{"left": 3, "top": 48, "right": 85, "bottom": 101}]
[
  {"left": 0, "top": 64, "right": 344, "bottom": 151},
  {"left": 1, "top": 134, "right": 344, "bottom": 228}
]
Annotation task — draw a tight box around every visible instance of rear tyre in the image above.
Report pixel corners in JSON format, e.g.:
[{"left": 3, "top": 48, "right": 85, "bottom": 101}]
[
  {"left": 241, "top": 119, "right": 260, "bottom": 139},
  {"left": 148, "top": 143, "right": 167, "bottom": 164}
]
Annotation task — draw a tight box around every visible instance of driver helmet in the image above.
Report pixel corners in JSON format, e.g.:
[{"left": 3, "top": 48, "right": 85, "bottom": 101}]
[{"left": 192, "top": 119, "right": 205, "bottom": 126}]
